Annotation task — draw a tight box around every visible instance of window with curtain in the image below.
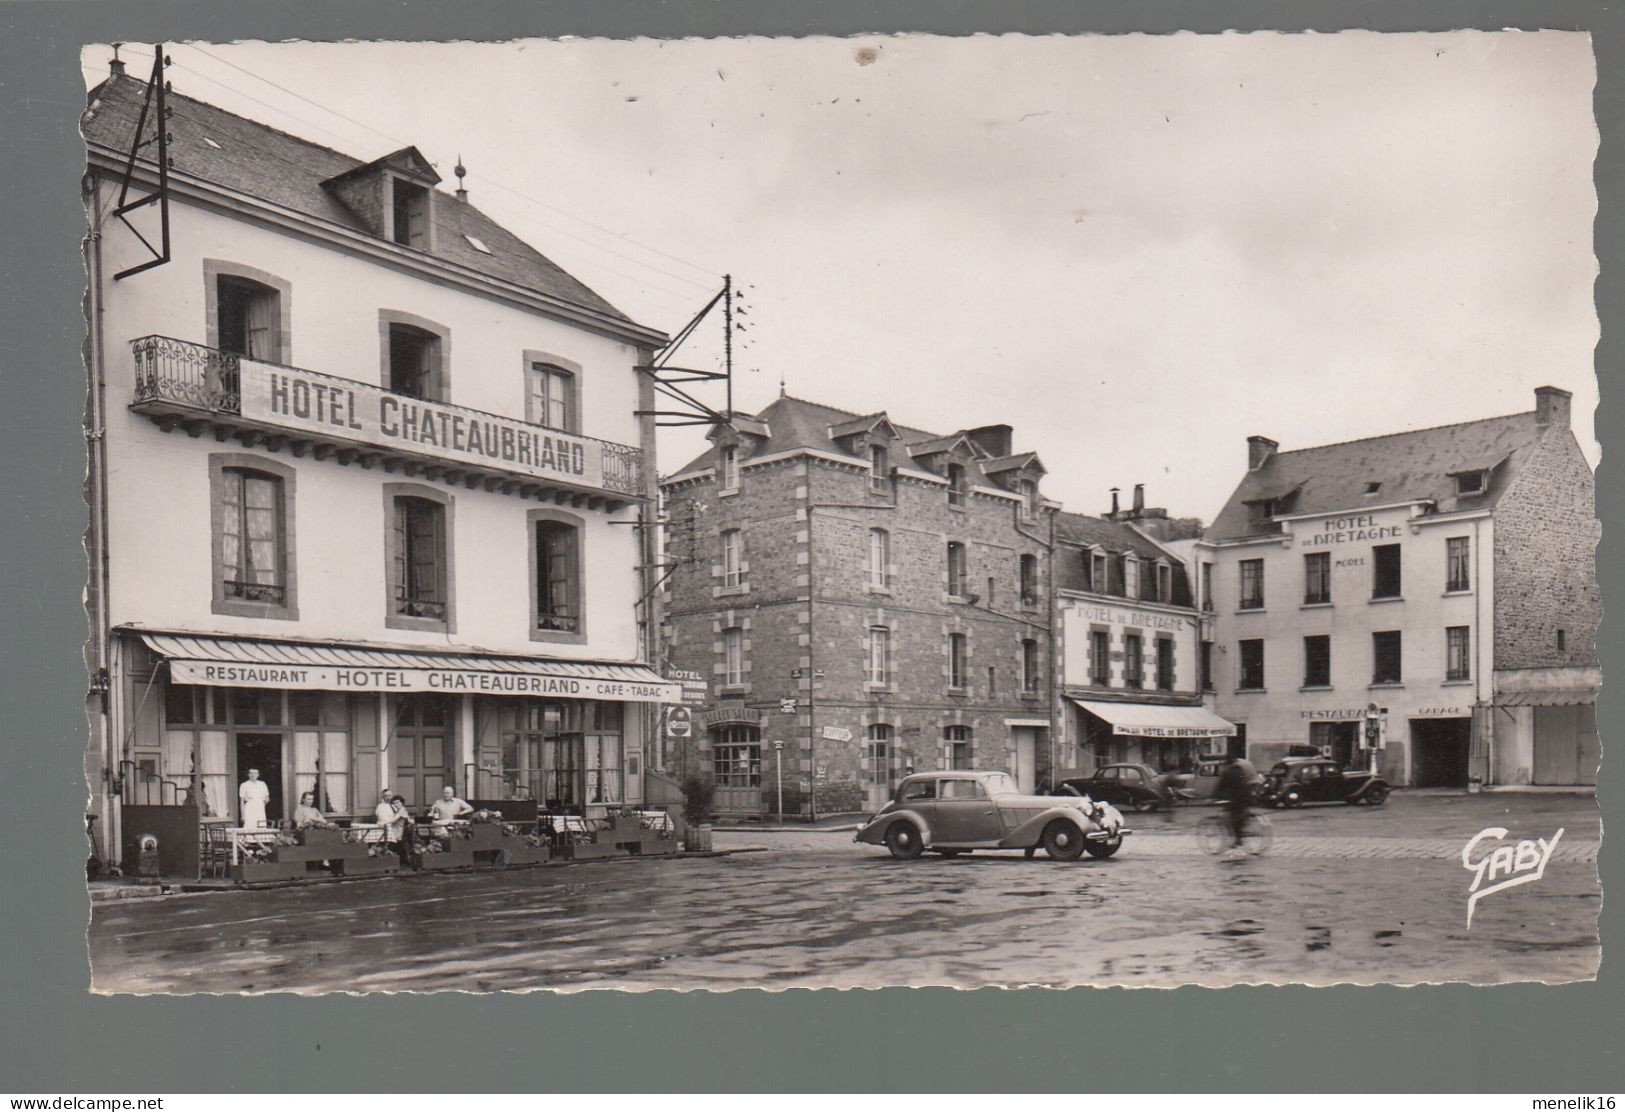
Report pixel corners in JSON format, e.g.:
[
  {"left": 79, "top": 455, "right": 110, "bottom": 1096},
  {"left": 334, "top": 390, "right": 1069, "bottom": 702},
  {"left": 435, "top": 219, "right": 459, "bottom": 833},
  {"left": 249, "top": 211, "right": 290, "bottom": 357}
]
[
  {"left": 216, "top": 276, "right": 280, "bottom": 361},
  {"left": 723, "top": 627, "right": 744, "bottom": 686},
  {"left": 1446, "top": 626, "right": 1471, "bottom": 681},
  {"left": 868, "top": 528, "right": 890, "bottom": 589},
  {"left": 393, "top": 496, "right": 447, "bottom": 620},
  {"left": 220, "top": 468, "right": 286, "bottom": 604},
  {"left": 868, "top": 627, "right": 890, "bottom": 685},
  {"left": 1239, "top": 559, "right": 1265, "bottom": 609},
  {"left": 1304, "top": 552, "right": 1331, "bottom": 604},
  {"left": 535, "top": 519, "right": 581, "bottom": 632},
  {"left": 527, "top": 363, "right": 575, "bottom": 431},
  {"left": 721, "top": 529, "right": 744, "bottom": 588},
  {"left": 1446, "top": 537, "right": 1471, "bottom": 592}
]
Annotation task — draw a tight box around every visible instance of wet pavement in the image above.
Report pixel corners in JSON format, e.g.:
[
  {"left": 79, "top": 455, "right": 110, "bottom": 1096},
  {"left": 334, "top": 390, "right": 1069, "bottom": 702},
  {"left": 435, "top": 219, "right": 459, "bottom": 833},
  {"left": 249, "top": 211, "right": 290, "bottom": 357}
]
[{"left": 88, "top": 794, "right": 1600, "bottom": 994}]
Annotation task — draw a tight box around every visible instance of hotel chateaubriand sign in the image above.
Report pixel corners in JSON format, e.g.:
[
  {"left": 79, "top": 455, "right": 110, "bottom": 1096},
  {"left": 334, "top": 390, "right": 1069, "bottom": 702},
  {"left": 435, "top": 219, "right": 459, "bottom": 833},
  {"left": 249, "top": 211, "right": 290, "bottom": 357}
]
[{"left": 239, "top": 359, "right": 608, "bottom": 489}]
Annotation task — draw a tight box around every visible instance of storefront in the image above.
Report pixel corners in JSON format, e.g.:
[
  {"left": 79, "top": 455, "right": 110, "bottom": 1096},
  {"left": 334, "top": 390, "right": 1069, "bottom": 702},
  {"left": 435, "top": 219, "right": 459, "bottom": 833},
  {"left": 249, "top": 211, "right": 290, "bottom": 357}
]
[
  {"left": 114, "top": 629, "right": 677, "bottom": 871},
  {"left": 1064, "top": 697, "right": 1236, "bottom": 774}
]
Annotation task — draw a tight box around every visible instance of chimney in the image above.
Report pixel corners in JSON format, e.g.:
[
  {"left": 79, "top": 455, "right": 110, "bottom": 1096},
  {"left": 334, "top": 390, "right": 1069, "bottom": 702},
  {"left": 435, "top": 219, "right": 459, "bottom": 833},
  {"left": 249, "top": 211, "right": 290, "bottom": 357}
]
[
  {"left": 109, "top": 43, "right": 125, "bottom": 76},
  {"left": 1247, "top": 435, "right": 1279, "bottom": 471},
  {"left": 454, "top": 157, "right": 468, "bottom": 203},
  {"left": 1534, "top": 386, "right": 1572, "bottom": 430},
  {"left": 1109, "top": 487, "right": 1120, "bottom": 517},
  {"left": 1132, "top": 483, "right": 1146, "bottom": 515}
]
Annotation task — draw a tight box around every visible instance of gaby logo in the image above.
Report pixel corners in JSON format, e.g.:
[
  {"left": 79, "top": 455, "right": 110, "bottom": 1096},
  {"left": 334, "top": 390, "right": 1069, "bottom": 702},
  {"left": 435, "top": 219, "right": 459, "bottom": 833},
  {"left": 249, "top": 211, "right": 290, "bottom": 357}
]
[{"left": 1461, "top": 826, "right": 1564, "bottom": 928}]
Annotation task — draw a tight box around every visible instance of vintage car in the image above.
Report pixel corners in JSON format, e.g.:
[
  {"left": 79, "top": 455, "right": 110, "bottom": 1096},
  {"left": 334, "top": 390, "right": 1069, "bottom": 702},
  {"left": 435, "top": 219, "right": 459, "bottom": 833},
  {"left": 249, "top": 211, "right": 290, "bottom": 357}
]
[
  {"left": 1257, "top": 758, "right": 1391, "bottom": 807},
  {"left": 855, "top": 770, "right": 1128, "bottom": 861},
  {"left": 1056, "top": 762, "right": 1177, "bottom": 812},
  {"left": 1166, "top": 755, "right": 1265, "bottom": 803}
]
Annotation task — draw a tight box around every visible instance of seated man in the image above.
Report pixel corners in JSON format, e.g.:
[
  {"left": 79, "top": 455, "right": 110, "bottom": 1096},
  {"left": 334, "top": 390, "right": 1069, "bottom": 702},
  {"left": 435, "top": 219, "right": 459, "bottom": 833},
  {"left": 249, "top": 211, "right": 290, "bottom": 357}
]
[{"left": 427, "top": 786, "right": 474, "bottom": 842}]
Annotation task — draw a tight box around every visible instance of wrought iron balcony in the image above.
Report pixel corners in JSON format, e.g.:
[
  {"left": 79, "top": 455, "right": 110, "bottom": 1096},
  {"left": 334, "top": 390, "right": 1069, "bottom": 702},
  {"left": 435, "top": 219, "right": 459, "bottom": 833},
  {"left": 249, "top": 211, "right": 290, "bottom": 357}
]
[{"left": 130, "top": 335, "right": 647, "bottom": 505}]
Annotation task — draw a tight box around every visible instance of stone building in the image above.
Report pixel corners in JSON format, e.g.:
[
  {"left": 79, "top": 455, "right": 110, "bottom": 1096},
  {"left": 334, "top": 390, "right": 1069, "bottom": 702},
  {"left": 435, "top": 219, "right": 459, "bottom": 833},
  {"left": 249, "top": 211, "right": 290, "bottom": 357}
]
[
  {"left": 659, "top": 395, "right": 1056, "bottom": 817},
  {"left": 82, "top": 61, "right": 676, "bottom": 873},
  {"left": 1199, "top": 387, "right": 1599, "bottom": 787}
]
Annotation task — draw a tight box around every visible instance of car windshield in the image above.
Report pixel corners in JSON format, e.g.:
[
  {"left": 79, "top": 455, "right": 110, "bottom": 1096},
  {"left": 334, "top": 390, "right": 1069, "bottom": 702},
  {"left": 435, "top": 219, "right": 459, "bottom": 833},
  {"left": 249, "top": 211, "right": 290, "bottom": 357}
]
[{"left": 979, "top": 772, "right": 1020, "bottom": 796}]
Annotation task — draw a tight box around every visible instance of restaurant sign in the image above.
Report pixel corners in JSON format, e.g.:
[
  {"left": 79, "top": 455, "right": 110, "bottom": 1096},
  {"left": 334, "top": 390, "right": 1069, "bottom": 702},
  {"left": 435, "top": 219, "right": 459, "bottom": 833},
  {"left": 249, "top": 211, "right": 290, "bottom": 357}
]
[
  {"left": 238, "top": 359, "right": 607, "bottom": 489},
  {"left": 168, "top": 660, "right": 681, "bottom": 704}
]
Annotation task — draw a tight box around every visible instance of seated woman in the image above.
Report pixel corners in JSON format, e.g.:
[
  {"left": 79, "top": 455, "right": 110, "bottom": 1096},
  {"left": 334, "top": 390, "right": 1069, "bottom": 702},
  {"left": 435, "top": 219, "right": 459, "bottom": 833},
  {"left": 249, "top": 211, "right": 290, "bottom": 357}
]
[{"left": 291, "top": 791, "right": 336, "bottom": 830}]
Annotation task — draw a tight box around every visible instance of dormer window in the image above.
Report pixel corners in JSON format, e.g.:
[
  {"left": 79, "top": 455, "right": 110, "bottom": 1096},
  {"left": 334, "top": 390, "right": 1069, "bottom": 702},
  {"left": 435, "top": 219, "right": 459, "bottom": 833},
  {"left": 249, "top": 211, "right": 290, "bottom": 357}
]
[
  {"left": 870, "top": 444, "right": 890, "bottom": 492},
  {"left": 720, "top": 445, "right": 739, "bottom": 491},
  {"left": 1454, "top": 470, "right": 1486, "bottom": 495},
  {"left": 1365, "top": 481, "right": 1383, "bottom": 496},
  {"left": 946, "top": 463, "right": 967, "bottom": 507},
  {"left": 391, "top": 178, "right": 430, "bottom": 248},
  {"left": 1014, "top": 477, "right": 1038, "bottom": 517}
]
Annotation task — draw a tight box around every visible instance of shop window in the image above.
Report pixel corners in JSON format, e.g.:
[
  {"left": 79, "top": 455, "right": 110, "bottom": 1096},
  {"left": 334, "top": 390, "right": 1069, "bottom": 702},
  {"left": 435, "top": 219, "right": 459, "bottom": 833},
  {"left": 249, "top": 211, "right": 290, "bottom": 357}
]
[
  {"left": 1372, "top": 631, "right": 1403, "bottom": 684},
  {"left": 1020, "top": 638, "right": 1039, "bottom": 693},
  {"left": 868, "top": 528, "right": 891, "bottom": 589},
  {"left": 1019, "top": 554, "right": 1039, "bottom": 606},
  {"left": 723, "top": 627, "right": 744, "bottom": 687},
  {"left": 946, "top": 542, "right": 968, "bottom": 597},
  {"left": 1239, "top": 559, "right": 1265, "bottom": 610},
  {"left": 1446, "top": 626, "right": 1471, "bottom": 681},
  {"left": 1446, "top": 537, "right": 1471, "bottom": 592},
  {"left": 944, "top": 725, "right": 972, "bottom": 770},
  {"left": 1303, "top": 635, "right": 1331, "bottom": 688},
  {"left": 1124, "top": 633, "right": 1144, "bottom": 689},
  {"left": 1304, "top": 552, "right": 1331, "bottom": 604},
  {"left": 1090, "top": 629, "right": 1110, "bottom": 685},
  {"left": 868, "top": 626, "right": 891, "bottom": 686},
  {"left": 387, "top": 488, "right": 453, "bottom": 631},
  {"left": 948, "top": 633, "right": 969, "bottom": 689},
  {"left": 1372, "top": 544, "right": 1402, "bottom": 599},
  {"left": 527, "top": 362, "right": 576, "bottom": 432},
  {"left": 532, "top": 513, "right": 583, "bottom": 638},
  {"left": 1156, "top": 637, "right": 1175, "bottom": 691},
  {"left": 721, "top": 529, "right": 744, "bottom": 588},
  {"left": 713, "top": 724, "right": 762, "bottom": 788},
  {"left": 946, "top": 463, "right": 967, "bottom": 507},
  {"left": 210, "top": 454, "right": 297, "bottom": 620},
  {"left": 391, "top": 178, "right": 430, "bottom": 248},
  {"left": 1238, "top": 639, "right": 1265, "bottom": 691}
]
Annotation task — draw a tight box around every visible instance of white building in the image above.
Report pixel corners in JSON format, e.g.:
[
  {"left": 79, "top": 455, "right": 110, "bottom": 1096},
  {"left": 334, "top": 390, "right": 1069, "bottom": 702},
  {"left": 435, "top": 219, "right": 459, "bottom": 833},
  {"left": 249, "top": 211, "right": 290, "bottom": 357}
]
[
  {"left": 1199, "top": 387, "right": 1600, "bottom": 787},
  {"left": 83, "top": 61, "right": 676, "bottom": 871}
]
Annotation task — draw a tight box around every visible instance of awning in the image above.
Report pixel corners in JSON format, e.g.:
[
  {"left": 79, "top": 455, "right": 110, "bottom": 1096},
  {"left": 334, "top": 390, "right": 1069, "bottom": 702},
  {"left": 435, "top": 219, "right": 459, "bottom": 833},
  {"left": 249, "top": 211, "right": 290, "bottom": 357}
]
[
  {"left": 137, "top": 631, "right": 682, "bottom": 704},
  {"left": 1490, "top": 689, "right": 1598, "bottom": 708},
  {"left": 1067, "top": 697, "right": 1237, "bottom": 739}
]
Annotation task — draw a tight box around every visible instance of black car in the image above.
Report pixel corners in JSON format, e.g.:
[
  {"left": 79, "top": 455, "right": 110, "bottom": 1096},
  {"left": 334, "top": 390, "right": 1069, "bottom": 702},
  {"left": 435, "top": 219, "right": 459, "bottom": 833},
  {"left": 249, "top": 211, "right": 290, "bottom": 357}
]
[
  {"left": 1257, "top": 758, "right": 1390, "bottom": 807},
  {"left": 1058, "top": 762, "right": 1177, "bottom": 813}
]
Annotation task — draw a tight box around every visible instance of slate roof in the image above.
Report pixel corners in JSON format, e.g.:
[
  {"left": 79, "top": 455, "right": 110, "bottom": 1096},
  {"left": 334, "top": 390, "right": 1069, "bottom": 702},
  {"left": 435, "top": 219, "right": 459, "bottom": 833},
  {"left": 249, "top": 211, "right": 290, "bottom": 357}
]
[
  {"left": 82, "top": 72, "right": 648, "bottom": 332},
  {"left": 1205, "top": 409, "right": 1546, "bottom": 542},
  {"left": 1054, "top": 511, "right": 1176, "bottom": 562}
]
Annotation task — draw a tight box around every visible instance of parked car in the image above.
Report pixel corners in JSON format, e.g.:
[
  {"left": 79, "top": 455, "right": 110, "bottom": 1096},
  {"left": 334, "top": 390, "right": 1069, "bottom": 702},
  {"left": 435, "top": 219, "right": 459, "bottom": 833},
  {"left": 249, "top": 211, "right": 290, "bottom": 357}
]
[
  {"left": 1257, "top": 758, "right": 1391, "bottom": 807},
  {"left": 1057, "top": 762, "right": 1176, "bottom": 812},
  {"left": 1166, "top": 755, "right": 1264, "bottom": 803},
  {"left": 855, "top": 770, "right": 1128, "bottom": 861}
]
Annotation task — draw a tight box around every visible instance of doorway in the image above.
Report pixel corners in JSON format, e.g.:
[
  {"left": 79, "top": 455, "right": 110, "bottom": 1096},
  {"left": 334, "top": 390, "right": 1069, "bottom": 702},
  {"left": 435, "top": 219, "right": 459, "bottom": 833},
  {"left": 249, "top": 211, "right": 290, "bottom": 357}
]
[
  {"left": 235, "top": 732, "right": 284, "bottom": 824},
  {"left": 1012, "top": 728, "right": 1037, "bottom": 794},
  {"left": 1410, "top": 718, "right": 1471, "bottom": 787},
  {"left": 1533, "top": 704, "right": 1600, "bottom": 786}
]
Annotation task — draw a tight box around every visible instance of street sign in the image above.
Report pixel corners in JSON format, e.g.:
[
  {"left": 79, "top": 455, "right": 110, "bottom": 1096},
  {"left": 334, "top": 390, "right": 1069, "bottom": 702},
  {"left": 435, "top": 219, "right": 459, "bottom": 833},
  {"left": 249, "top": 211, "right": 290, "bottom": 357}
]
[
  {"left": 821, "top": 725, "right": 853, "bottom": 742},
  {"left": 666, "top": 669, "right": 709, "bottom": 706},
  {"left": 779, "top": 697, "right": 798, "bottom": 714},
  {"left": 665, "top": 705, "right": 693, "bottom": 739}
]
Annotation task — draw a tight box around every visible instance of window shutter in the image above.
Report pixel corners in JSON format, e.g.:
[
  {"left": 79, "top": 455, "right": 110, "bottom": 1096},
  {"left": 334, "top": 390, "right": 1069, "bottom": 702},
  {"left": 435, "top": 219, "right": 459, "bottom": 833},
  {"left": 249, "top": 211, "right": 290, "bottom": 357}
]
[{"left": 392, "top": 500, "right": 409, "bottom": 604}]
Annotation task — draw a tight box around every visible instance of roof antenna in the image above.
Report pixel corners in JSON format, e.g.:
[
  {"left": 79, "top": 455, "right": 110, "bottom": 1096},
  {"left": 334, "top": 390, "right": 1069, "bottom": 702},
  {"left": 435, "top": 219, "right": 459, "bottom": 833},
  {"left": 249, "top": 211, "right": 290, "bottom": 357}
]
[{"left": 454, "top": 156, "right": 468, "bottom": 203}]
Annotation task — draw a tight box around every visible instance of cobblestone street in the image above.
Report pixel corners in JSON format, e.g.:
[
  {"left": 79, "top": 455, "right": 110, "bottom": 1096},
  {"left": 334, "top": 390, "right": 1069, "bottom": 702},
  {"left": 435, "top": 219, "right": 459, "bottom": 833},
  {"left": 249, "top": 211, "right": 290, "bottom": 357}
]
[{"left": 88, "top": 793, "right": 1599, "bottom": 994}]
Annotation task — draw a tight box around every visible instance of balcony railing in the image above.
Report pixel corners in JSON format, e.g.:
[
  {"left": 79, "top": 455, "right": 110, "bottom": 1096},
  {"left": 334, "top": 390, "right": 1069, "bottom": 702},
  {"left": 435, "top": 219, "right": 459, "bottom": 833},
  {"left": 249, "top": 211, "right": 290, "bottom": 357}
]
[{"left": 131, "top": 335, "right": 646, "bottom": 498}]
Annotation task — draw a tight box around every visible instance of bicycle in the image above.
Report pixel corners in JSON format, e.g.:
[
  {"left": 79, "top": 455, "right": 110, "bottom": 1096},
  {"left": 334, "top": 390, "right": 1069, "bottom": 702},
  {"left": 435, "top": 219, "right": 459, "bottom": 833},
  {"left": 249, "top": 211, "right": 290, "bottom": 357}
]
[{"left": 1196, "top": 809, "right": 1274, "bottom": 856}]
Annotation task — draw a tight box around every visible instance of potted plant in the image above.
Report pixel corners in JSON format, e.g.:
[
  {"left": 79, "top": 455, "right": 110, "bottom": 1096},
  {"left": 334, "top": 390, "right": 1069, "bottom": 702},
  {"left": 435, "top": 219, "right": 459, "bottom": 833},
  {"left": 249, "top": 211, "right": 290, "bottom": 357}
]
[{"left": 682, "top": 774, "right": 715, "bottom": 852}]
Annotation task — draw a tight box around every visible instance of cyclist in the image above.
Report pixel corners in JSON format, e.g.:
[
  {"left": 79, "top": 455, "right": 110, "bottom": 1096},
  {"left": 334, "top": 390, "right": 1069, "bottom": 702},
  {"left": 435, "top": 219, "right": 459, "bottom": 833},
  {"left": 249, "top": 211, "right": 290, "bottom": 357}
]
[{"left": 1214, "top": 754, "right": 1255, "bottom": 855}]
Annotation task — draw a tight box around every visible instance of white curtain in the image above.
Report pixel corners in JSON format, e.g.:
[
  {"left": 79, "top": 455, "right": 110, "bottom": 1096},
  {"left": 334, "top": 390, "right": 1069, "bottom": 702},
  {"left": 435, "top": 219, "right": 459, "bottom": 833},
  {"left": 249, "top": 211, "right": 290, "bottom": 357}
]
[
  {"left": 321, "top": 731, "right": 350, "bottom": 814},
  {"left": 198, "top": 730, "right": 229, "bottom": 818},
  {"left": 293, "top": 730, "right": 321, "bottom": 810}
]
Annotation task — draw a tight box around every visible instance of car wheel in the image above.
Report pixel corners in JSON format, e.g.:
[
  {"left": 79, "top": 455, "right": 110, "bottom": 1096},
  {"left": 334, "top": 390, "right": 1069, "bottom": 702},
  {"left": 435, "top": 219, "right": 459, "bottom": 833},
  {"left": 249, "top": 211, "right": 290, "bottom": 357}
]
[
  {"left": 1363, "top": 784, "right": 1390, "bottom": 806},
  {"left": 1042, "top": 820, "right": 1086, "bottom": 862},
  {"left": 885, "top": 821, "right": 924, "bottom": 860},
  {"left": 1283, "top": 790, "right": 1303, "bottom": 808},
  {"left": 1084, "top": 837, "right": 1122, "bottom": 859},
  {"left": 1133, "top": 797, "right": 1158, "bottom": 813}
]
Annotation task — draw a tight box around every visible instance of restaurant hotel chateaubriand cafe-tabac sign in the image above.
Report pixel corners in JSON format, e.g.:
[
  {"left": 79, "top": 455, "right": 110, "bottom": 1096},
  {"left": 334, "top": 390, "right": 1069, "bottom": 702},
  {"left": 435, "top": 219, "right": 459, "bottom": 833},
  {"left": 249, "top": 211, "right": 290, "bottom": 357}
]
[
  {"left": 167, "top": 659, "right": 682, "bottom": 704},
  {"left": 238, "top": 358, "right": 608, "bottom": 489}
]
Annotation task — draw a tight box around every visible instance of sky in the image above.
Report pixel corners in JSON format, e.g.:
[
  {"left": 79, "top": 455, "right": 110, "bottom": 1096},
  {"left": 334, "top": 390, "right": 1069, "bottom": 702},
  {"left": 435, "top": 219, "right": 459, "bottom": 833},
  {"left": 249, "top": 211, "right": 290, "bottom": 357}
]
[{"left": 83, "top": 32, "right": 1600, "bottom": 522}]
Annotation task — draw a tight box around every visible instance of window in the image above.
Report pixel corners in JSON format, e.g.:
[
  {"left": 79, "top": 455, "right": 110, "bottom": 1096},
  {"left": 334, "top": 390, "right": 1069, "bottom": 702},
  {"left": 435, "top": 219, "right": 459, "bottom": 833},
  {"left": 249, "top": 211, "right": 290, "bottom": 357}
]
[
  {"left": 1019, "top": 554, "right": 1039, "bottom": 606},
  {"left": 1090, "top": 630, "right": 1111, "bottom": 685},
  {"left": 533, "top": 516, "right": 582, "bottom": 635},
  {"left": 946, "top": 542, "right": 968, "bottom": 597},
  {"left": 391, "top": 178, "right": 429, "bottom": 248},
  {"left": 948, "top": 633, "right": 969, "bottom": 689},
  {"left": 721, "top": 529, "right": 744, "bottom": 588},
  {"left": 1239, "top": 559, "right": 1265, "bottom": 610},
  {"left": 870, "top": 444, "right": 889, "bottom": 492},
  {"left": 1238, "top": 639, "right": 1265, "bottom": 690},
  {"left": 939, "top": 778, "right": 987, "bottom": 800},
  {"left": 1157, "top": 563, "right": 1172, "bottom": 604},
  {"left": 1123, "top": 557, "right": 1140, "bottom": 602},
  {"left": 1015, "top": 478, "right": 1038, "bottom": 517},
  {"left": 865, "top": 724, "right": 893, "bottom": 789},
  {"left": 1372, "top": 544, "right": 1402, "bottom": 599},
  {"left": 713, "top": 724, "right": 761, "bottom": 788},
  {"left": 1249, "top": 499, "right": 1276, "bottom": 527},
  {"left": 391, "top": 495, "right": 449, "bottom": 624},
  {"left": 1446, "top": 536, "right": 1471, "bottom": 592},
  {"left": 1303, "top": 635, "right": 1331, "bottom": 688},
  {"left": 867, "top": 528, "right": 890, "bottom": 589},
  {"left": 1021, "top": 639, "right": 1039, "bottom": 693},
  {"left": 1124, "top": 633, "right": 1144, "bottom": 688},
  {"left": 1557, "top": 629, "right": 1567, "bottom": 652},
  {"left": 1372, "top": 631, "right": 1403, "bottom": 684},
  {"left": 1303, "top": 552, "right": 1331, "bottom": 604},
  {"left": 1091, "top": 550, "right": 1108, "bottom": 594},
  {"left": 1201, "top": 562, "right": 1214, "bottom": 612},
  {"left": 219, "top": 467, "right": 286, "bottom": 606},
  {"left": 944, "top": 725, "right": 972, "bottom": 770},
  {"left": 1199, "top": 642, "right": 1215, "bottom": 692},
  {"left": 216, "top": 276, "right": 281, "bottom": 361},
  {"left": 901, "top": 778, "right": 937, "bottom": 802},
  {"left": 946, "top": 463, "right": 967, "bottom": 507},
  {"left": 1365, "top": 481, "right": 1382, "bottom": 496},
  {"left": 527, "top": 363, "right": 575, "bottom": 432},
  {"left": 1454, "top": 471, "right": 1486, "bottom": 495},
  {"left": 1156, "top": 637, "right": 1175, "bottom": 691},
  {"left": 868, "top": 627, "right": 891, "bottom": 686},
  {"left": 723, "top": 627, "right": 744, "bottom": 686},
  {"left": 1446, "top": 626, "right": 1471, "bottom": 681},
  {"left": 387, "top": 323, "right": 439, "bottom": 400}
]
